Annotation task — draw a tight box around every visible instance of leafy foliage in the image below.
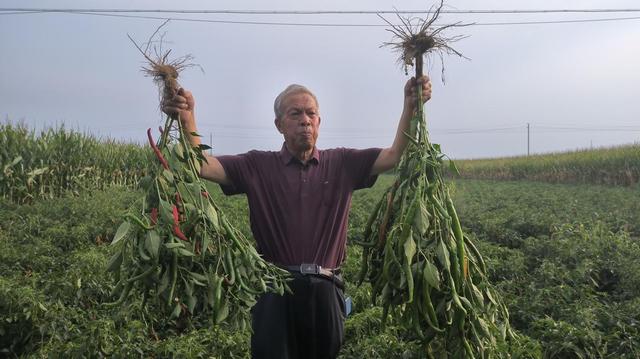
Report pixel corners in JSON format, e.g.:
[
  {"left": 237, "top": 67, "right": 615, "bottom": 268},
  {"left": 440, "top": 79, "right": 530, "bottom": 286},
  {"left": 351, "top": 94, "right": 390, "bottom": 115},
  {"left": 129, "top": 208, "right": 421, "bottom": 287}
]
[{"left": 1, "top": 146, "right": 639, "bottom": 357}]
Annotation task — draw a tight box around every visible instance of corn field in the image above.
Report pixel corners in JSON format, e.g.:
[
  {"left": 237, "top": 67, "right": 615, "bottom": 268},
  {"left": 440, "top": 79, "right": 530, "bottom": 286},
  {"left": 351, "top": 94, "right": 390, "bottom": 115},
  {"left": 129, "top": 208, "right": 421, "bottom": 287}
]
[
  {"left": 452, "top": 144, "right": 640, "bottom": 186},
  {"left": 0, "top": 122, "right": 151, "bottom": 203}
]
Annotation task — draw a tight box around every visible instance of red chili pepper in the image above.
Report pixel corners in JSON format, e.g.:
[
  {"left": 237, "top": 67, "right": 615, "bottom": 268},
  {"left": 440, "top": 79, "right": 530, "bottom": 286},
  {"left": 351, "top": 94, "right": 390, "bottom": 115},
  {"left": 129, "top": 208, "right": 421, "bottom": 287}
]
[
  {"left": 147, "top": 128, "right": 169, "bottom": 170},
  {"left": 173, "top": 226, "right": 189, "bottom": 242},
  {"left": 201, "top": 191, "right": 209, "bottom": 198},
  {"left": 172, "top": 205, "right": 179, "bottom": 223},
  {"left": 171, "top": 205, "right": 188, "bottom": 241},
  {"left": 150, "top": 208, "right": 158, "bottom": 225},
  {"left": 175, "top": 192, "right": 186, "bottom": 221}
]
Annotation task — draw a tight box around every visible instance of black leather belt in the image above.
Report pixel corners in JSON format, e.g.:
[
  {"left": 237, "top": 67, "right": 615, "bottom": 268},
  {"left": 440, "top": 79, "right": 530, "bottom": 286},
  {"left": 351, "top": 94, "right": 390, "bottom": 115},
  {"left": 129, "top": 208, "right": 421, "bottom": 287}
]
[
  {"left": 282, "top": 263, "right": 344, "bottom": 290},
  {"left": 283, "top": 263, "right": 340, "bottom": 277}
]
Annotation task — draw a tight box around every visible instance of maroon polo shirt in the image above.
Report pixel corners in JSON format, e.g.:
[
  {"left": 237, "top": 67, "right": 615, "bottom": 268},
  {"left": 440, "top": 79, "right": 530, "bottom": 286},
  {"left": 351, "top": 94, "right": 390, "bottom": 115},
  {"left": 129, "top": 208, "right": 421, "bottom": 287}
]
[{"left": 217, "top": 144, "right": 382, "bottom": 268}]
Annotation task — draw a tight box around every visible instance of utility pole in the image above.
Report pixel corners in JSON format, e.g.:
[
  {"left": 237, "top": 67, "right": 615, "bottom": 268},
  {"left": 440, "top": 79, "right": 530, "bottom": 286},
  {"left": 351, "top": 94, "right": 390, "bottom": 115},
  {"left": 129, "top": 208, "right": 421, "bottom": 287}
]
[{"left": 527, "top": 123, "right": 530, "bottom": 156}]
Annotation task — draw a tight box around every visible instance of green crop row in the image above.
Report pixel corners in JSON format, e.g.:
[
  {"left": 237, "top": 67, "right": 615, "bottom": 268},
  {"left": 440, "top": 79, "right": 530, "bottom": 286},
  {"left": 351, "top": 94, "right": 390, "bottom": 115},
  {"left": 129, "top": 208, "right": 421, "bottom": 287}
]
[
  {"left": 0, "top": 122, "right": 151, "bottom": 203},
  {"left": 449, "top": 179, "right": 640, "bottom": 358},
  {"left": 2, "top": 177, "right": 639, "bottom": 357},
  {"left": 451, "top": 144, "right": 640, "bottom": 187}
]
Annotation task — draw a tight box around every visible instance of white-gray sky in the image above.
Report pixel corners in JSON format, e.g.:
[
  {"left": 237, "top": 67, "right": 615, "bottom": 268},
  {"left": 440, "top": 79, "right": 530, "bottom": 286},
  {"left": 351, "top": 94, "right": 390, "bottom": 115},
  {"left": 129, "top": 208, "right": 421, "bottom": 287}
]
[{"left": 1, "top": 0, "right": 639, "bottom": 159}]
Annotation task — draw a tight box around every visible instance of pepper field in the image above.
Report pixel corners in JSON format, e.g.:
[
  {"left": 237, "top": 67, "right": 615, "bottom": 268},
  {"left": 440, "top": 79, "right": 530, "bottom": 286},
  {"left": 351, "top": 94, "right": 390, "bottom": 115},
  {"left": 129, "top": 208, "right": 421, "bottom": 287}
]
[{"left": 1, "top": 124, "right": 639, "bottom": 358}]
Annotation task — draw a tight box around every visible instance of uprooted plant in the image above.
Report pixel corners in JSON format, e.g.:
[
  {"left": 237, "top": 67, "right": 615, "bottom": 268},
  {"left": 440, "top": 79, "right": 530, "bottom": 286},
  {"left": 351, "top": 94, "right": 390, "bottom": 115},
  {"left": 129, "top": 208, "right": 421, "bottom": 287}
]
[
  {"left": 105, "top": 22, "right": 290, "bottom": 330},
  {"left": 355, "top": 2, "right": 516, "bottom": 357}
]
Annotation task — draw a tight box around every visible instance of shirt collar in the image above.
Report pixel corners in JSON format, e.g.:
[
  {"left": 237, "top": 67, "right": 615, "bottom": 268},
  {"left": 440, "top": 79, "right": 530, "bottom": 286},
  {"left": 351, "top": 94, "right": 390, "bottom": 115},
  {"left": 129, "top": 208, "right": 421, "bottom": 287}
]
[{"left": 279, "top": 143, "right": 320, "bottom": 166}]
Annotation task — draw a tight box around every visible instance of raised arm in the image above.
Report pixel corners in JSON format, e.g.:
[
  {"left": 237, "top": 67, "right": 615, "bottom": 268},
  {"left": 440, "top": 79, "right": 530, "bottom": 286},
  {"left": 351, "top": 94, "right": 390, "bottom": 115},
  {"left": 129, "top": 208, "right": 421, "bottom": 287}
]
[
  {"left": 370, "top": 76, "right": 432, "bottom": 176},
  {"left": 162, "top": 88, "right": 232, "bottom": 185}
]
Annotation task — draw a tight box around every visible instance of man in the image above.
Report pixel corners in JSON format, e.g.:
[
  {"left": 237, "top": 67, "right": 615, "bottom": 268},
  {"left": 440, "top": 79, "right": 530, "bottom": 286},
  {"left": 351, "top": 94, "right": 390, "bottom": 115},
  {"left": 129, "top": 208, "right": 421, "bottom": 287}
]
[{"left": 163, "top": 76, "right": 431, "bottom": 358}]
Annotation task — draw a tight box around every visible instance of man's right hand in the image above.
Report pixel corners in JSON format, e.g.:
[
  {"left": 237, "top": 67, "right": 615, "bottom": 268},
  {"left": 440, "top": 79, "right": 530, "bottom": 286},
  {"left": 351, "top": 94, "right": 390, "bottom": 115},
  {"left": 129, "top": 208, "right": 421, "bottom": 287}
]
[
  {"left": 161, "top": 87, "right": 231, "bottom": 186},
  {"left": 162, "top": 88, "right": 196, "bottom": 130}
]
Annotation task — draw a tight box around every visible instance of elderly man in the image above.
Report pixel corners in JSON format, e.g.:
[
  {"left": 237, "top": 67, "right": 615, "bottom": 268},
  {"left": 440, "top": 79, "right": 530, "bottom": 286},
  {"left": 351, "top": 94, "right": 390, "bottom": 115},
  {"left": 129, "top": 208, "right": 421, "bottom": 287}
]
[{"left": 163, "top": 76, "right": 431, "bottom": 359}]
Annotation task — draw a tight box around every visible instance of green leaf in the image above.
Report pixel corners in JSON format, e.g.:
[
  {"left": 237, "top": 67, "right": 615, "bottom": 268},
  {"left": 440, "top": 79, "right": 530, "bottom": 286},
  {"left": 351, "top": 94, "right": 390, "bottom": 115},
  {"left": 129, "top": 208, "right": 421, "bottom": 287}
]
[
  {"left": 471, "top": 283, "right": 484, "bottom": 309},
  {"left": 184, "top": 278, "right": 194, "bottom": 296},
  {"left": 403, "top": 235, "right": 416, "bottom": 261},
  {"left": 187, "top": 295, "right": 197, "bottom": 314},
  {"left": 170, "top": 302, "right": 182, "bottom": 319},
  {"left": 159, "top": 199, "right": 174, "bottom": 223},
  {"left": 198, "top": 144, "right": 212, "bottom": 151},
  {"left": 112, "top": 221, "right": 131, "bottom": 245},
  {"left": 174, "top": 143, "right": 185, "bottom": 160},
  {"left": 106, "top": 251, "right": 123, "bottom": 272},
  {"left": 215, "top": 302, "right": 229, "bottom": 324},
  {"left": 423, "top": 260, "right": 441, "bottom": 290},
  {"left": 158, "top": 269, "right": 170, "bottom": 295},
  {"left": 485, "top": 288, "right": 497, "bottom": 305},
  {"left": 162, "top": 169, "right": 174, "bottom": 183},
  {"left": 206, "top": 204, "right": 220, "bottom": 231},
  {"left": 413, "top": 202, "right": 430, "bottom": 235},
  {"left": 436, "top": 240, "right": 451, "bottom": 270},
  {"left": 145, "top": 230, "right": 161, "bottom": 259}
]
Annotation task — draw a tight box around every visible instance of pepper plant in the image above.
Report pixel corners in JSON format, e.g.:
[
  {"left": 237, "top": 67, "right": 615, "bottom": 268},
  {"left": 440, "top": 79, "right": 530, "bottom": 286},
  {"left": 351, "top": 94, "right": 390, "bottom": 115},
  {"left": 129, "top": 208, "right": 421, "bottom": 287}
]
[{"left": 106, "top": 24, "right": 290, "bottom": 330}]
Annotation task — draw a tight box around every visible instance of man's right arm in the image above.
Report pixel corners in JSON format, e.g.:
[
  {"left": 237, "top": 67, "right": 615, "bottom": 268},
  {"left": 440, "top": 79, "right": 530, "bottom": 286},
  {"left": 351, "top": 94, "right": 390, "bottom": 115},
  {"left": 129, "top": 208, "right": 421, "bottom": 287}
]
[{"left": 162, "top": 88, "right": 232, "bottom": 186}]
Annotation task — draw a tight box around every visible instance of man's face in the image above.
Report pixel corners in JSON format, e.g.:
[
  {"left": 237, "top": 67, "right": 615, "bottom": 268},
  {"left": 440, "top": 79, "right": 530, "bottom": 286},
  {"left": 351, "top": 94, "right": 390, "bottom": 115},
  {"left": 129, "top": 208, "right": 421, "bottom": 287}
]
[{"left": 275, "top": 92, "right": 321, "bottom": 154}]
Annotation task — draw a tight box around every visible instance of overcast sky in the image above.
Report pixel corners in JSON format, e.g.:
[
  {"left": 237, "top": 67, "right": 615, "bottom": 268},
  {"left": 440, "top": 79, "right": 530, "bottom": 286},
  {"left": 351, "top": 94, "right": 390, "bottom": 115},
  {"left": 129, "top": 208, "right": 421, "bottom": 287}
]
[{"left": 1, "top": 0, "right": 639, "bottom": 159}]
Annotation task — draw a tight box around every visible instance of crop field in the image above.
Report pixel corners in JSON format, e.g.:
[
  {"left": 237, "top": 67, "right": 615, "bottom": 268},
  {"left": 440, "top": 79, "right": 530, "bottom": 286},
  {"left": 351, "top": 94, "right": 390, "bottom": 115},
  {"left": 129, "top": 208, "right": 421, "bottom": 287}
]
[
  {"left": 1, "top": 126, "right": 639, "bottom": 358},
  {"left": 452, "top": 144, "right": 640, "bottom": 187}
]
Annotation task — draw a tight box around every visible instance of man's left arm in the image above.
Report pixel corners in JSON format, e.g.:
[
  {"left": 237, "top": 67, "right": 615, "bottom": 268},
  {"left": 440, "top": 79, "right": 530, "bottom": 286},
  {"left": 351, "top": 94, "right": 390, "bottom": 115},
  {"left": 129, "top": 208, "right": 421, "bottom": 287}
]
[{"left": 370, "top": 76, "right": 432, "bottom": 176}]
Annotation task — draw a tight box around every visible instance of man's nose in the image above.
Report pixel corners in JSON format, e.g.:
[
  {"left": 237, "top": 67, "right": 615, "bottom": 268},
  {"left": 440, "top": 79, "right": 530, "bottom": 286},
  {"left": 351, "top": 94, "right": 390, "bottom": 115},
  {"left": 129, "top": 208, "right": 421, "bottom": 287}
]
[{"left": 299, "top": 114, "right": 312, "bottom": 126}]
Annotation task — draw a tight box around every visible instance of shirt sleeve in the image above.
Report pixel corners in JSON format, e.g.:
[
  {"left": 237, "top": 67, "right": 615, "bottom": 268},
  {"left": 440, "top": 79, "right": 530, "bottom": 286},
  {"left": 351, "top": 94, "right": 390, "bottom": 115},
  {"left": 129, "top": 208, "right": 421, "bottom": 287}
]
[
  {"left": 216, "top": 153, "right": 253, "bottom": 195},
  {"left": 343, "top": 147, "right": 383, "bottom": 190}
]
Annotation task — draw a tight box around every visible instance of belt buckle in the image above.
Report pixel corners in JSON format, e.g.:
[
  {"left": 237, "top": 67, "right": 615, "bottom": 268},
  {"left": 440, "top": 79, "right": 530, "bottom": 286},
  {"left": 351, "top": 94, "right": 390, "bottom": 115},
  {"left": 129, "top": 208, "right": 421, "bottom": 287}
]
[{"left": 299, "top": 263, "right": 319, "bottom": 275}]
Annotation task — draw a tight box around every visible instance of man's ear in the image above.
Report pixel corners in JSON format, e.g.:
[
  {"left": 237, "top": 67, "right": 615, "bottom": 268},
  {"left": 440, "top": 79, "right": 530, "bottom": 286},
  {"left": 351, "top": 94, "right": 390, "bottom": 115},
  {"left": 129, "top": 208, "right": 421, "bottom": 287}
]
[{"left": 274, "top": 118, "right": 282, "bottom": 133}]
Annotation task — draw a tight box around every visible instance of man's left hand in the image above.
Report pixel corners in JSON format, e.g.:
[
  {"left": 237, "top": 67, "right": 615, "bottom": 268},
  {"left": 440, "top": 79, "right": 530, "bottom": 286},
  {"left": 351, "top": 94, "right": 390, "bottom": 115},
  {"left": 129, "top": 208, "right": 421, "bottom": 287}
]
[{"left": 404, "top": 75, "right": 432, "bottom": 110}]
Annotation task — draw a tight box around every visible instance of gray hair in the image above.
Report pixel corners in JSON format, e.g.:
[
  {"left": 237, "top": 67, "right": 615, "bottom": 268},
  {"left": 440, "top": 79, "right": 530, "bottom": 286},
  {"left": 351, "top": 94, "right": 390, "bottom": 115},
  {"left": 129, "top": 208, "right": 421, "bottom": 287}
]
[{"left": 273, "top": 84, "right": 319, "bottom": 120}]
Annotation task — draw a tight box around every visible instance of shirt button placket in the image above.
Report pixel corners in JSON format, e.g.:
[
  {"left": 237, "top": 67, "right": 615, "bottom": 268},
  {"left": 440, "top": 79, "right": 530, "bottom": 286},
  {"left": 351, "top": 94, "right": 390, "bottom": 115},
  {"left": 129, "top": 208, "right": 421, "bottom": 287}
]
[{"left": 300, "top": 165, "right": 308, "bottom": 198}]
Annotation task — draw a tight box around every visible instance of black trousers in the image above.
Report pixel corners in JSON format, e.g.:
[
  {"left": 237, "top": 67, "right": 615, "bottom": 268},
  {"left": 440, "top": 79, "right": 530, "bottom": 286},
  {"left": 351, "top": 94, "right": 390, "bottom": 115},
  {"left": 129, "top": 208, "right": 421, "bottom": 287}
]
[{"left": 251, "top": 273, "right": 346, "bottom": 359}]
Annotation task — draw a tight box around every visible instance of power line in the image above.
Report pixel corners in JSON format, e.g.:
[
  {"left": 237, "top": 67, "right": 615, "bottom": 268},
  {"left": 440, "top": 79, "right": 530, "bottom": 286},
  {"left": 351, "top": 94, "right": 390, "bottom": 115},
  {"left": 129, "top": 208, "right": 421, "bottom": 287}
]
[
  {"left": 7, "top": 10, "right": 639, "bottom": 27},
  {"left": 536, "top": 126, "right": 640, "bottom": 132},
  {"left": 3, "top": 8, "right": 640, "bottom": 15},
  {"left": 206, "top": 125, "right": 640, "bottom": 139}
]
